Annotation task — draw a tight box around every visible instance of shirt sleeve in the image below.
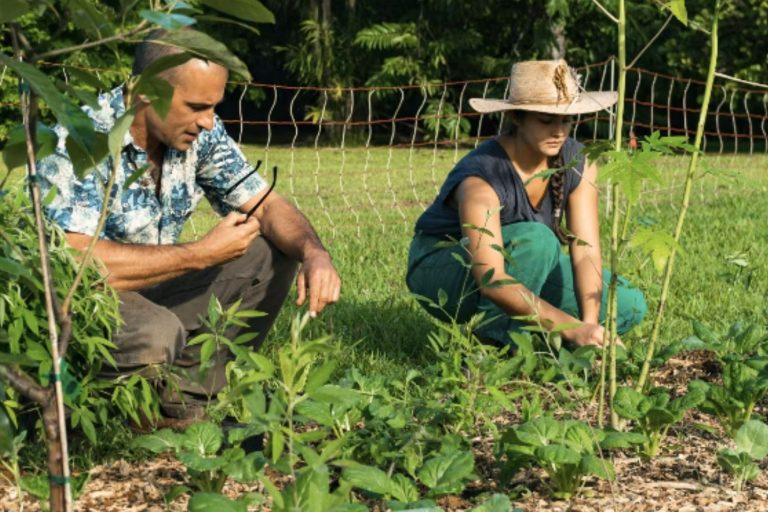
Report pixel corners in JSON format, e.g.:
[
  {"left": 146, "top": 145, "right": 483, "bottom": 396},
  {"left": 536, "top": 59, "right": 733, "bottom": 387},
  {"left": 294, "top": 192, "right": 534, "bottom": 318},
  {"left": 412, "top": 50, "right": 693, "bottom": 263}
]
[
  {"left": 196, "top": 115, "right": 267, "bottom": 215},
  {"left": 36, "top": 129, "right": 106, "bottom": 237}
]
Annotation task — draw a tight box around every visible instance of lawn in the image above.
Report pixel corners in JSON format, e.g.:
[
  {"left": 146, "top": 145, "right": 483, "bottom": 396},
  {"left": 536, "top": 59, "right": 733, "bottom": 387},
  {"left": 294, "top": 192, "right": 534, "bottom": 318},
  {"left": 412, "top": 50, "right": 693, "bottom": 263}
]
[
  {"left": 181, "top": 147, "right": 768, "bottom": 376},
  {"left": 3, "top": 146, "right": 768, "bottom": 511}
]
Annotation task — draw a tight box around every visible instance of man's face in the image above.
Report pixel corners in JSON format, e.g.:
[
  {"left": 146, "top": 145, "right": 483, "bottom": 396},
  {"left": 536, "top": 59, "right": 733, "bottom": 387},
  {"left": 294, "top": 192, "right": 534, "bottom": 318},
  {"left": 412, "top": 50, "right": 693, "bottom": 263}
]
[{"left": 145, "top": 59, "right": 228, "bottom": 151}]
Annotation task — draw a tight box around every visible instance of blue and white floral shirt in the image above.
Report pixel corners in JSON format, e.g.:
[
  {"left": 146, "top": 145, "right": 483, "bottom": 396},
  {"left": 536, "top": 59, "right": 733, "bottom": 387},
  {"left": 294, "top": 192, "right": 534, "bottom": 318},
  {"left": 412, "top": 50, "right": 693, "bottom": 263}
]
[{"left": 37, "top": 87, "right": 266, "bottom": 245}]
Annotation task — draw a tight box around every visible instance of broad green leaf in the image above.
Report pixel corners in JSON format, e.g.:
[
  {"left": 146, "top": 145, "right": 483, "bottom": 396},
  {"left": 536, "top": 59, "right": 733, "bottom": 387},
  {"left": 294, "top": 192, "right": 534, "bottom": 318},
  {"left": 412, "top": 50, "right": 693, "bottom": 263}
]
[
  {"left": 160, "top": 30, "right": 252, "bottom": 80},
  {"left": 66, "top": 67, "right": 108, "bottom": 91},
  {"left": 0, "top": 55, "right": 109, "bottom": 177},
  {"left": 2, "top": 123, "right": 58, "bottom": 171},
  {"left": 340, "top": 462, "right": 395, "bottom": 495},
  {"left": 108, "top": 111, "right": 135, "bottom": 159},
  {"left": 0, "top": 352, "right": 35, "bottom": 366},
  {"left": 600, "top": 431, "right": 646, "bottom": 449},
  {"left": 305, "top": 361, "right": 337, "bottom": 394},
  {"left": 65, "top": 0, "right": 115, "bottom": 38},
  {"left": 629, "top": 227, "right": 683, "bottom": 275},
  {"left": 139, "top": 9, "right": 196, "bottom": 29},
  {"left": 132, "top": 429, "right": 183, "bottom": 452},
  {"left": 0, "top": 403, "right": 14, "bottom": 457},
  {"left": 563, "top": 421, "right": 596, "bottom": 454},
  {"left": 663, "top": 0, "right": 688, "bottom": 25},
  {"left": 387, "top": 501, "right": 443, "bottom": 512},
  {"left": 310, "top": 384, "right": 360, "bottom": 408},
  {"left": 437, "top": 288, "right": 448, "bottom": 307},
  {"left": 182, "top": 421, "right": 222, "bottom": 455},
  {"left": 581, "top": 454, "right": 615, "bottom": 480},
  {"left": 199, "top": 0, "right": 275, "bottom": 23},
  {"left": 735, "top": 420, "right": 768, "bottom": 460},
  {"left": 416, "top": 450, "right": 474, "bottom": 491},
  {"left": 468, "top": 494, "right": 515, "bottom": 512},
  {"left": 613, "top": 386, "right": 645, "bottom": 420},
  {"left": 389, "top": 473, "right": 419, "bottom": 503},
  {"left": 535, "top": 444, "right": 581, "bottom": 465},
  {"left": 0, "top": 256, "right": 33, "bottom": 281},
  {"left": 0, "top": 0, "right": 31, "bottom": 23},
  {"left": 188, "top": 492, "right": 247, "bottom": 512},
  {"left": 177, "top": 451, "right": 227, "bottom": 471},
  {"left": 134, "top": 76, "right": 175, "bottom": 121},
  {"left": 196, "top": 14, "right": 262, "bottom": 34},
  {"left": 270, "top": 427, "right": 284, "bottom": 463}
]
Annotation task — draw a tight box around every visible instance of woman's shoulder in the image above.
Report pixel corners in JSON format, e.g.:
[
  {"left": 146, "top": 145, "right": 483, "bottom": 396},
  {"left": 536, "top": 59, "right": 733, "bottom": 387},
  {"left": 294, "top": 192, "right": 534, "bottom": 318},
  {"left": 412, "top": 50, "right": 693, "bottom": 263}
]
[{"left": 454, "top": 138, "right": 507, "bottom": 171}]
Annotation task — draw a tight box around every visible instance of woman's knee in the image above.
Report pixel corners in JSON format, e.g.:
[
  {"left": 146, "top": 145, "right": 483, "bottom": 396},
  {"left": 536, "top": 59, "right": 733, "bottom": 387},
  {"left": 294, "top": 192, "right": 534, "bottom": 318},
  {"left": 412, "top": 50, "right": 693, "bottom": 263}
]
[{"left": 617, "top": 285, "right": 647, "bottom": 334}]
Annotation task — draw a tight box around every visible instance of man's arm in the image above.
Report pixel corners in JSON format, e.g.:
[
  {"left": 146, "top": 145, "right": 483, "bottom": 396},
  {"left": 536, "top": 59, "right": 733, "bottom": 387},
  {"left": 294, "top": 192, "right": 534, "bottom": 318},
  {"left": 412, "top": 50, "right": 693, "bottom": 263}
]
[
  {"left": 243, "top": 189, "right": 341, "bottom": 317},
  {"left": 67, "top": 212, "right": 261, "bottom": 291}
]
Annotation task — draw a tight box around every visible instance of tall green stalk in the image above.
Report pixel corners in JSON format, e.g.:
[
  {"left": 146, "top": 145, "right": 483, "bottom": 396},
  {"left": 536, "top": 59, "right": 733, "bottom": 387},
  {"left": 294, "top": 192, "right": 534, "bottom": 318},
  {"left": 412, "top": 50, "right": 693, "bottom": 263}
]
[
  {"left": 598, "top": 0, "right": 627, "bottom": 430},
  {"left": 636, "top": 1, "right": 721, "bottom": 391}
]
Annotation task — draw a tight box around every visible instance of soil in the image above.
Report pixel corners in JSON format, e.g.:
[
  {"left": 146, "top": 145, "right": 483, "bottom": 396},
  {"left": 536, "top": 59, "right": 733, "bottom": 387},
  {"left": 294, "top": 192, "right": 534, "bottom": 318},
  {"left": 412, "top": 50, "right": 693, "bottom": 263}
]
[{"left": 2, "top": 353, "right": 768, "bottom": 512}]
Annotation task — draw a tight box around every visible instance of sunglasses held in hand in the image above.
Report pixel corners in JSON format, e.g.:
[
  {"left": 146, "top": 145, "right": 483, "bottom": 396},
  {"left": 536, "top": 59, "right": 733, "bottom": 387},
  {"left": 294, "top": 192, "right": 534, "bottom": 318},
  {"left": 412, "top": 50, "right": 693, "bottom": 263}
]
[{"left": 225, "top": 160, "right": 279, "bottom": 221}]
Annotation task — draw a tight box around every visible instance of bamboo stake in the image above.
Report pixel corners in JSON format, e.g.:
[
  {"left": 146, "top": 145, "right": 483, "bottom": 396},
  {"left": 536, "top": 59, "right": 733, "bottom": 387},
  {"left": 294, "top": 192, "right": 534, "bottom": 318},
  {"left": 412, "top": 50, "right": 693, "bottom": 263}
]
[{"left": 636, "top": 0, "right": 721, "bottom": 391}]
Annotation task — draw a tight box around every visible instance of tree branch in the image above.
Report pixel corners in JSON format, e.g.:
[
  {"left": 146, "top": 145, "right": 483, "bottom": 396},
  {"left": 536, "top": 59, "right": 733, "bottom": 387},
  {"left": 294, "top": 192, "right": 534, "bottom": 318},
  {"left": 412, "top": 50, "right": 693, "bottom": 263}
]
[
  {"left": 592, "top": 0, "right": 619, "bottom": 24},
  {"left": 627, "top": 14, "right": 673, "bottom": 70},
  {"left": 32, "top": 22, "right": 151, "bottom": 62},
  {"left": 0, "top": 365, "right": 50, "bottom": 405}
]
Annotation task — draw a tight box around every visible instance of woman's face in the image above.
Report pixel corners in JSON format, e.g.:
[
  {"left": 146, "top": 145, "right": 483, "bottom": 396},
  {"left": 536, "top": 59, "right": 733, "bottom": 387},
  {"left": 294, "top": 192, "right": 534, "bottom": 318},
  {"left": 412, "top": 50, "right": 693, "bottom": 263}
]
[{"left": 515, "top": 112, "right": 574, "bottom": 158}]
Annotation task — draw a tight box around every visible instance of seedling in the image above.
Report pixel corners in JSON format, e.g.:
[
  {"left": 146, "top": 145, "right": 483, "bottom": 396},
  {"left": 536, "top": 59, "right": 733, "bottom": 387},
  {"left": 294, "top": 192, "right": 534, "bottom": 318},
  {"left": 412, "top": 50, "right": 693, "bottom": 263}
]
[
  {"left": 718, "top": 420, "right": 768, "bottom": 492},
  {"left": 613, "top": 384, "right": 705, "bottom": 459},
  {"left": 499, "top": 416, "right": 614, "bottom": 499}
]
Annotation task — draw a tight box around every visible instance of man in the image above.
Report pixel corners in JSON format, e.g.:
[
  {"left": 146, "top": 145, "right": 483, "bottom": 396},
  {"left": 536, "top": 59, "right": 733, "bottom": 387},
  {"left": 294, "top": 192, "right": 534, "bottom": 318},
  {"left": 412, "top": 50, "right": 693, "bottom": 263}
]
[{"left": 37, "top": 30, "right": 341, "bottom": 425}]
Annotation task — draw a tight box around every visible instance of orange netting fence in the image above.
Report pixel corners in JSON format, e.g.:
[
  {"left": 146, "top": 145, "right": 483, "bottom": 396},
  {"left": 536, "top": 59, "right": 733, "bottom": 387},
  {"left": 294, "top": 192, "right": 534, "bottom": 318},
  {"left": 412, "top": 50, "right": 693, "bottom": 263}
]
[{"left": 2, "top": 58, "right": 767, "bottom": 236}]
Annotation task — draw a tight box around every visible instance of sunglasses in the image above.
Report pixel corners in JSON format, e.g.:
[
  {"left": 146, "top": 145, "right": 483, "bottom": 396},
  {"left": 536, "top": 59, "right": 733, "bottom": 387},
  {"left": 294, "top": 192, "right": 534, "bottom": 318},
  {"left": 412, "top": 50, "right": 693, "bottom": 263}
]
[{"left": 225, "top": 160, "right": 279, "bottom": 221}]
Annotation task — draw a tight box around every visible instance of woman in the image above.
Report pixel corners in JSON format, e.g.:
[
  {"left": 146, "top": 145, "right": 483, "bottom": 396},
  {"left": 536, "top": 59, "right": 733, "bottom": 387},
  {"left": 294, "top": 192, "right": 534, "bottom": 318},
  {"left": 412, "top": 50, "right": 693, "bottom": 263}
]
[{"left": 406, "top": 60, "right": 646, "bottom": 347}]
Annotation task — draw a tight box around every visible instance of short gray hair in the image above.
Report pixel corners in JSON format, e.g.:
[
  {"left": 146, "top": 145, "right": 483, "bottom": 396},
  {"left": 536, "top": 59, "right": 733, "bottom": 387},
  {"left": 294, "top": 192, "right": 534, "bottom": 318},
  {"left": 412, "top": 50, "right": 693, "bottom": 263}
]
[{"left": 132, "top": 29, "right": 186, "bottom": 82}]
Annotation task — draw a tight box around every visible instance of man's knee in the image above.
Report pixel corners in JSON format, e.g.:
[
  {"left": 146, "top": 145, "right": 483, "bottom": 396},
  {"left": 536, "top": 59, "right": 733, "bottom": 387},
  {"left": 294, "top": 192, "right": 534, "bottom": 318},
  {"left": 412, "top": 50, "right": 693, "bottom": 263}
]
[{"left": 114, "top": 293, "right": 185, "bottom": 367}]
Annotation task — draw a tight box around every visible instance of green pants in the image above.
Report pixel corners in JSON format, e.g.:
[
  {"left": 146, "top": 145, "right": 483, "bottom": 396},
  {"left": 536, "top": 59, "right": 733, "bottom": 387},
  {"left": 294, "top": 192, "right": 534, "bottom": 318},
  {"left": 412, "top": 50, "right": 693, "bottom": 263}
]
[{"left": 406, "top": 222, "right": 646, "bottom": 343}]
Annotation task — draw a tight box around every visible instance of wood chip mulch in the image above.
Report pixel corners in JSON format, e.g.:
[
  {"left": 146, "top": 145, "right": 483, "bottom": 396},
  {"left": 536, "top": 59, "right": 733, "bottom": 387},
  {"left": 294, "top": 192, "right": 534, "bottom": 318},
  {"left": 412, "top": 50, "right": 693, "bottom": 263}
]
[{"left": 2, "top": 352, "right": 768, "bottom": 511}]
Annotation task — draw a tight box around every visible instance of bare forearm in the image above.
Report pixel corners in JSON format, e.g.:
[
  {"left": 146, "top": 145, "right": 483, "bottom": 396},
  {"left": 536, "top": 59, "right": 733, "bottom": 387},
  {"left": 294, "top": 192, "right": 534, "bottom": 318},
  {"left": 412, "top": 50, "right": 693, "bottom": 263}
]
[
  {"left": 570, "top": 245, "right": 603, "bottom": 323},
  {"left": 68, "top": 235, "right": 206, "bottom": 291},
  {"left": 260, "top": 197, "right": 328, "bottom": 261},
  {"left": 481, "top": 280, "right": 580, "bottom": 332}
]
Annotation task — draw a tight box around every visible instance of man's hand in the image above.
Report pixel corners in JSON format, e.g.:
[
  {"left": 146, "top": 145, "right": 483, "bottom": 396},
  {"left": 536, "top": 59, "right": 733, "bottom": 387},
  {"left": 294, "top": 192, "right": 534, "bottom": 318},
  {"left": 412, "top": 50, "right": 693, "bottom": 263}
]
[
  {"left": 195, "top": 211, "right": 261, "bottom": 268},
  {"left": 565, "top": 322, "right": 624, "bottom": 348},
  {"left": 295, "top": 251, "right": 341, "bottom": 317}
]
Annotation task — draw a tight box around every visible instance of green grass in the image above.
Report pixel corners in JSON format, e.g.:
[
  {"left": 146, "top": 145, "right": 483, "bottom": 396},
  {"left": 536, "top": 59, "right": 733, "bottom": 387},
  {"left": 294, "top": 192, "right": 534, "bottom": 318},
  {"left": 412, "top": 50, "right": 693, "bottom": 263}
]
[{"left": 178, "top": 147, "right": 768, "bottom": 376}]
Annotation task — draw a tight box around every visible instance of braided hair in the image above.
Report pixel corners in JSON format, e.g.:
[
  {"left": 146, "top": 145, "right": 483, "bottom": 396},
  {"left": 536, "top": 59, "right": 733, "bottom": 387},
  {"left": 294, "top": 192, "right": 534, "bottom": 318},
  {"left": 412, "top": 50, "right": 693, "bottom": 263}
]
[
  {"left": 507, "top": 111, "right": 571, "bottom": 245},
  {"left": 547, "top": 152, "right": 570, "bottom": 245}
]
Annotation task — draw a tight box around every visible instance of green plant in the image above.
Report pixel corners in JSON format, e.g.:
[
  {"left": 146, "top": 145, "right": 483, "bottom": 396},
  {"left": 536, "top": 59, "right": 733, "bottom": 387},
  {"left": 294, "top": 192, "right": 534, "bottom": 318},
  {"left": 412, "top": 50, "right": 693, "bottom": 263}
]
[
  {"left": 499, "top": 416, "right": 614, "bottom": 499},
  {"left": 717, "top": 419, "right": 768, "bottom": 492},
  {"left": 612, "top": 384, "right": 705, "bottom": 459},
  {"left": 132, "top": 421, "right": 266, "bottom": 508},
  {"left": 692, "top": 358, "right": 768, "bottom": 436}
]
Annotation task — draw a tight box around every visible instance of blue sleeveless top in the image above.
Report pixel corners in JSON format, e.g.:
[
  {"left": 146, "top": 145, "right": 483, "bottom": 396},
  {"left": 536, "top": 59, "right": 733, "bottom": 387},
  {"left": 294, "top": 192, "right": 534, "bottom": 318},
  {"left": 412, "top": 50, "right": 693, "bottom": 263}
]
[{"left": 414, "top": 137, "right": 584, "bottom": 238}]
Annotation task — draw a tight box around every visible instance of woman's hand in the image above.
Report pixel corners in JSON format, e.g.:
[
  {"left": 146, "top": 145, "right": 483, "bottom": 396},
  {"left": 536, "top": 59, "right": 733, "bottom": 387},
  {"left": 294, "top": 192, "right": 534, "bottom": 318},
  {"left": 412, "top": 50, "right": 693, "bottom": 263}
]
[{"left": 564, "top": 322, "right": 624, "bottom": 348}]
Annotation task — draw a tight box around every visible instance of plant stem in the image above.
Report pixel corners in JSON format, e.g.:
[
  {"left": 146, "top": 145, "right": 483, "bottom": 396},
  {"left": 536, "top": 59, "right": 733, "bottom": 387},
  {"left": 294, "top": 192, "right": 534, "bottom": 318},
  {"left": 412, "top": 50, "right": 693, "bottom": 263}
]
[
  {"left": 21, "top": 87, "right": 71, "bottom": 512},
  {"left": 605, "top": 0, "right": 627, "bottom": 430},
  {"left": 636, "top": 0, "right": 721, "bottom": 392}
]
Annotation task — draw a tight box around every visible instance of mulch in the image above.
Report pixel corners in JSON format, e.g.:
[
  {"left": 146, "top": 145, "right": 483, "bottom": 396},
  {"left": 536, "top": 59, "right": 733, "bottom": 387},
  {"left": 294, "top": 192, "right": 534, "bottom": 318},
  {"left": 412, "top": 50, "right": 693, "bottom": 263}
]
[{"left": 2, "top": 352, "right": 768, "bottom": 511}]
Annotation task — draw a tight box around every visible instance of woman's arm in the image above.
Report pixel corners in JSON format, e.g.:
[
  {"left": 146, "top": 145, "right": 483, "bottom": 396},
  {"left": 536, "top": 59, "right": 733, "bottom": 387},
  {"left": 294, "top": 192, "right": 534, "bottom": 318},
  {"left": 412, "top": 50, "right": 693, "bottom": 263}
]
[
  {"left": 565, "top": 159, "right": 603, "bottom": 324},
  {"left": 456, "top": 177, "right": 582, "bottom": 335},
  {"left": 457, "top": 176, "right": 608, "bottom": 347}
]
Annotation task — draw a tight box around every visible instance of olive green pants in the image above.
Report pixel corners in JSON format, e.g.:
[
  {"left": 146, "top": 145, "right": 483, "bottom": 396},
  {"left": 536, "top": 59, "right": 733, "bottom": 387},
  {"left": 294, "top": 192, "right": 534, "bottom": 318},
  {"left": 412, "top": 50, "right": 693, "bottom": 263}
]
[
  {"left": 406, "top": 222, "right": 646, "bottom": 344},
  {"left": 108, "top": 237, "right": 297, "bottom": 419}
]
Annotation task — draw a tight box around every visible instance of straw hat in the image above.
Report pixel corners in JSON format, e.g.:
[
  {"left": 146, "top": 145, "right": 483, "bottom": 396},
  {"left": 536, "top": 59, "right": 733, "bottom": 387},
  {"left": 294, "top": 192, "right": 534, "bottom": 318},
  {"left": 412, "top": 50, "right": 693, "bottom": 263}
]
[{"left": 469, "top": 60, "right": 618, "bottom": 115}]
